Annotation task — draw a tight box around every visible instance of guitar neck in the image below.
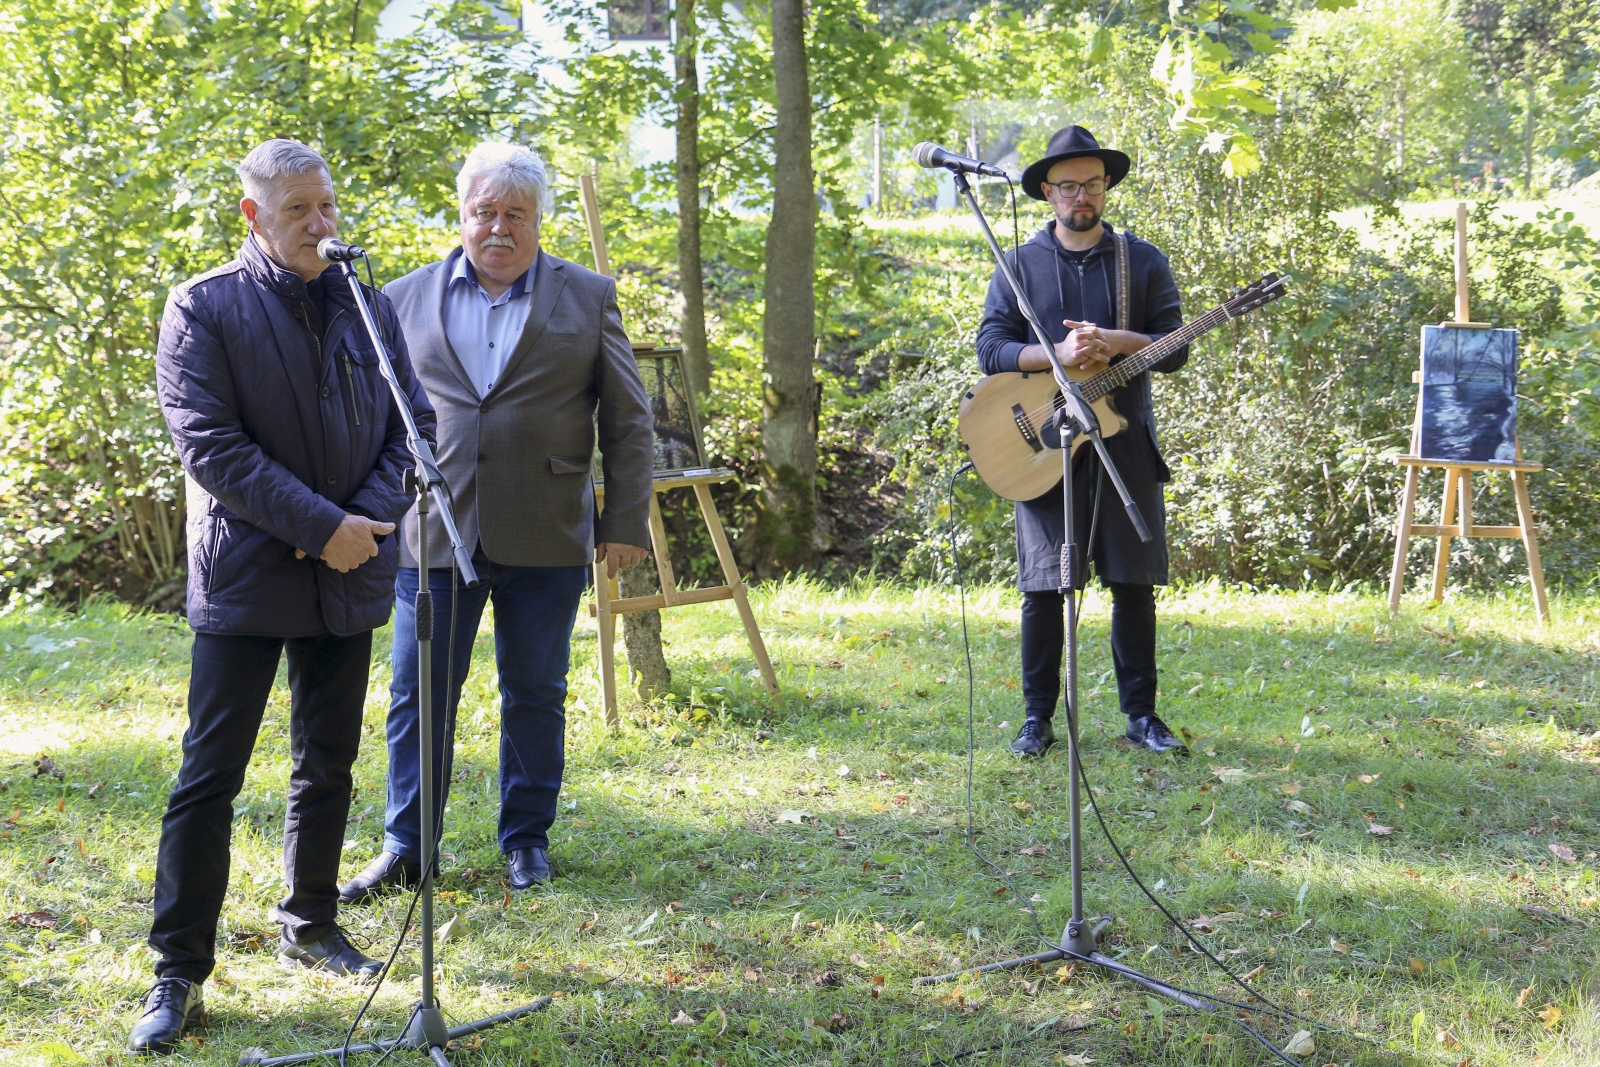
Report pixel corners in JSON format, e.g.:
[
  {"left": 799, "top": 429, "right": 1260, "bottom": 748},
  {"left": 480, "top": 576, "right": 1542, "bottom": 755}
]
[{"left": 1078, "top": 304, "right": 1231, "bottom": 402}]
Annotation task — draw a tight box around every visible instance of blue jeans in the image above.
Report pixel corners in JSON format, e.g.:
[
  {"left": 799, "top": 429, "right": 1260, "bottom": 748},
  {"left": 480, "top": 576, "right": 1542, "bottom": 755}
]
[{"left": 384, "top": 552, "right": 587, "bottom": 859}]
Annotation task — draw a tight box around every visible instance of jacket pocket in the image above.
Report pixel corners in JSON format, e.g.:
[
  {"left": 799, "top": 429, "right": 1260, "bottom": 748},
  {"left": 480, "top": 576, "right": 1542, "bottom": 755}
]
[
  {"left": 202, "top": 516, "right": 225, "bottom": 596},
  {"left": 549, "top": 455, "right": 591, "bottom": 475}
]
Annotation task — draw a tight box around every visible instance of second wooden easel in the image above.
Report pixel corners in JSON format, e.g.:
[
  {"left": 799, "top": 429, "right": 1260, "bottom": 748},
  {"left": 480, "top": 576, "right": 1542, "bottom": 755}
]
[
  {"left": 1386, "top": 202, "right": 1550, "bottom": 622},
  {"left": 578, "top": 173, "right": 779, "bottom": 725}
]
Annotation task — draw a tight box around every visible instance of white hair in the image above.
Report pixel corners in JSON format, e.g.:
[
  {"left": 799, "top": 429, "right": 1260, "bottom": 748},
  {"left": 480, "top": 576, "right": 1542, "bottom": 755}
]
[
  {"left": 457, "top": 142, "right": 548, "bottom": 222},
  {"left": 238, "top": 138, "right": 329, "bottom": 201}
]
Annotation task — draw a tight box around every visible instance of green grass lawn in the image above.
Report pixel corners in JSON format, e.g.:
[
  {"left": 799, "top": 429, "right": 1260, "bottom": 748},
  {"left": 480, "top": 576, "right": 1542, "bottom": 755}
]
[{"left": 1, "top": 583, "right": 1597, "bottom": 1066}]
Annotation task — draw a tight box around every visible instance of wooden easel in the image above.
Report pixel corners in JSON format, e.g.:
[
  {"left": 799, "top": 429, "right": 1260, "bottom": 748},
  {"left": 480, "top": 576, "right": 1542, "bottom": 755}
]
[
  {"left": 1386, "top": 202, "right": 1550, "bottom": 621},
  {"left": 579, "top": 174, "right": 779, "bottom": 725}
]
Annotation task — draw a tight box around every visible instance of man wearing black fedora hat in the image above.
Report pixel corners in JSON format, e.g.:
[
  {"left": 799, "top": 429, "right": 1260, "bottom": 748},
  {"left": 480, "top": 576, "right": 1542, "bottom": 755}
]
[{"left": 976, "top": 124, "right": 1189, "bottom": 758}]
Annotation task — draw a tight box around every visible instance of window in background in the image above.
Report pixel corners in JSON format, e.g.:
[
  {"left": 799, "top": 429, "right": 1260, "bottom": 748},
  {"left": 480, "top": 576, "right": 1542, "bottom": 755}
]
[{"left": 608, "top": 0, "right": 668, "bottom": 40}]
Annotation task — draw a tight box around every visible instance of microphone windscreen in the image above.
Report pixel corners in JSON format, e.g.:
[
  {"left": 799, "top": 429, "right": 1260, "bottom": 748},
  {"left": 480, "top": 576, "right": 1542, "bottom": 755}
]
[
  {"left": 912, "top": 141, "right": 940, "bottom": 169},
  {"left": 317, "top": 237, "right": 342, "bottom": 264}
]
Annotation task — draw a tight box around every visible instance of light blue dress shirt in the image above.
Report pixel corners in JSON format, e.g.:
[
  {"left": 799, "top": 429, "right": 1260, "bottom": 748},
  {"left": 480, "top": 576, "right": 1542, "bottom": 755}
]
[{"left": 442, "top": 247, "right": 535, "bottom": 399}]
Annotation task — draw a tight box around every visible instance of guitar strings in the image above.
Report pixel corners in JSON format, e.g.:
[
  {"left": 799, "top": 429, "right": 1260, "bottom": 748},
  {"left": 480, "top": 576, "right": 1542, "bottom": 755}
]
[{"left": 1011, "top": 306, "right": 1231, "bottom": 430}]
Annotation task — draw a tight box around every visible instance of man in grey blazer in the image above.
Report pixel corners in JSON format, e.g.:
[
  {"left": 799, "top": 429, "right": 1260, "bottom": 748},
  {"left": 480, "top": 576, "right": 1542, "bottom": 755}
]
[{"left": 339, "top": 142, "right": 653, "bottom": 896}]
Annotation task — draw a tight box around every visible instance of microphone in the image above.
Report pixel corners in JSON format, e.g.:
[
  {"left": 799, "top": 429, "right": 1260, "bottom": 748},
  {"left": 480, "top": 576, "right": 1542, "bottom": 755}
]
[
  {"left": 912, "top": 141, "right": 1008, "bottom": 179},
  {"left": 316, "top": 237, "right": 366, "bottom": 263}
]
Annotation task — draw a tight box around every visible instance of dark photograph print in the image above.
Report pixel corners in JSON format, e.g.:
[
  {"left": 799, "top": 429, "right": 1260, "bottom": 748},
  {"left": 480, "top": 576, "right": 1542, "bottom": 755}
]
[
  {"left": 1419, "top": 325, "right": 1519, "bottom": 464},
  {"left": 636, "top": 348, "right": 705, "bottom": 472}
]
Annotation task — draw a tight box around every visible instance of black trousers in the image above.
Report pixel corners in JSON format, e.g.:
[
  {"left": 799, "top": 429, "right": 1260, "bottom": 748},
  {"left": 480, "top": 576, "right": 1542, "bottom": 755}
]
[
  {"left": 148, "top": 630, "right": 371, "bottom": 983},
  {"left": 1021, "top": 582, "right": 1157, "bottom": 723}
]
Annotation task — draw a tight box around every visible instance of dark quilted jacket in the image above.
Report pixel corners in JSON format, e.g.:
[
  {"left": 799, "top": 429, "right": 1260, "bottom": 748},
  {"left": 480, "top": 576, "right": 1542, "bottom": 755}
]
[{"left": 156, "top": 235, "right": 435, "bottom": 636}]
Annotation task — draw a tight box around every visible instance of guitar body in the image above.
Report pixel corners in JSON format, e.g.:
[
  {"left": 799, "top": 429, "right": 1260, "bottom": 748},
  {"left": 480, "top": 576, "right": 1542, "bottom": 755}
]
[
  {"left": 958, "top": 369, "right": 1128, "bottom": 502},
  {"left": 955, "top": 272, "right": 1289, "bottom": 502}
]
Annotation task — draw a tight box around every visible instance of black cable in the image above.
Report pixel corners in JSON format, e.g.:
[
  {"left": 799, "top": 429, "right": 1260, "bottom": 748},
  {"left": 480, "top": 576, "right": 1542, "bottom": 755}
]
[
  {"left": 949, "top": 463, "right": 1044, "bottom": 946},
  {"left": 941, "top": 468, "right": 1354, "bottom": 1067}
]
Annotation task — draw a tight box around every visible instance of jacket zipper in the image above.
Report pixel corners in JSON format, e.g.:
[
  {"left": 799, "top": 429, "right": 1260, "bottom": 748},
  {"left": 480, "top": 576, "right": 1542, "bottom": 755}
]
[{"left": 297, "top": 305, "right": 360, "bottom": 427}]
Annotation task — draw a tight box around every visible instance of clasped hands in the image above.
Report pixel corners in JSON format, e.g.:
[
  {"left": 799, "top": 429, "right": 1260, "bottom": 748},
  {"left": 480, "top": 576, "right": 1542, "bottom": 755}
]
[
  {"left": 296, "top": 517, "right": 650, "bottom": 577},
  {"left": 295, "top": 513, "right": 394, "bottom": 572},
  {"left": 1056, "top": 319, "right": 1113, "bottom": 370}
]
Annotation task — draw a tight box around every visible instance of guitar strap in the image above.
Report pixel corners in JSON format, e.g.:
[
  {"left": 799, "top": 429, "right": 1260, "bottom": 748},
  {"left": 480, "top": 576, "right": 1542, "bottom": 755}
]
[{"left": 1113, "top": 228, "right": 1130, "bottom": 332}]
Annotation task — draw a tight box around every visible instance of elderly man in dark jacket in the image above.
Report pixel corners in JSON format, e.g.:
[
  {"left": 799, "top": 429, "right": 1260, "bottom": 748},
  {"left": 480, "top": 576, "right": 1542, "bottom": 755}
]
[
  {"left": 127, "top": 139, "right": 435, "bottom": 1055},
  {"left": 976, "top": 125, "right": 1190, "bottom": 760}
]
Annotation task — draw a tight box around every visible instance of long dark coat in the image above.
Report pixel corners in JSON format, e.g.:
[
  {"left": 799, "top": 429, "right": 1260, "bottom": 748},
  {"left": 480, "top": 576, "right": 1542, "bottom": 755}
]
[
  {"left": 156, "top": 235, "right": 435, "bottom": 636},
  {"left": 975, "top": 223, "right": 1187, "bottom": 592}
]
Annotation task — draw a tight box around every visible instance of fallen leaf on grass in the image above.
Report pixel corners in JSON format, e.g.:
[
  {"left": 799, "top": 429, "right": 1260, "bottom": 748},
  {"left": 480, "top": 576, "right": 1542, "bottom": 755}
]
[
  {"left": 1285, "top": 799, "right": 1314, "bottom": 815},
  {"left": 1283, "top": 1031, "right": 1315, "bottom": 1056},
  {"left": 436, "top": 915, "right": 468, "bottom": 942},
  {"left": 1408, "top": 958, "right": 1427, "bottom": 975},
  {"left": 1012, "top": 800, "right": 1033, "bottom": 811},
  {"left": 1516, "top": 983, "right": 1536, "bottom": 1007},
  {"left": 1357, "top": 773, "right": 1379, "bottom": 784},
  {"left": 670, "top": 1010, "right": 697, "bottom": 1026},
  {"left": 9, "top": 911, "right": 57, "bottom": 928},
  {"left": 1053, "top": 1055, "right": 1095, "bottom": 1066},
  {"left": 1242, "top": 965, "right": 1267, "bottom": 982},
  {"left": 1198, "top": 803, "right": 1216, "bottom": 827},
  {"left": 1280, "top": 783, "right": 1302, "bottom": 795},
  {"left": 713, "top": 1004, "right": 728, "bottom": 1036},
  {"left": 1537, "top": 1004, "right": 1561, "bottom": 1030},
  {"left": 1019, "top": 845, "right": 1048, "bottom": 856},
  {"left": 1366, "top": 822, "right": 1396, "bottom": 836},
  {"left": 1329, "top": 938, "right": 1351, "bottom": 954},
  {"left": 776, "top": 809, "right": 812, "bottom": 824},
  {"left": 1436, "top": 1027, "right": 1461, "bottom": 1049},
  {"left": 1549, "top": 843, "right": 1577, "bottom": 864},
  {"left": 1210, "top": 766, "right": 1250, "bottom": 783}
]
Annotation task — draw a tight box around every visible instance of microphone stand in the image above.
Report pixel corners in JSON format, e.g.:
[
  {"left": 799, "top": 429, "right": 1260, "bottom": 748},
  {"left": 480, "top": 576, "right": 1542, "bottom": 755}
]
[
  {"left": 915, "top": 170, "right": 1213, "bottom": 1017},
  {"left": 242, "top": 257, "right": 552, "bottom": 1067}
]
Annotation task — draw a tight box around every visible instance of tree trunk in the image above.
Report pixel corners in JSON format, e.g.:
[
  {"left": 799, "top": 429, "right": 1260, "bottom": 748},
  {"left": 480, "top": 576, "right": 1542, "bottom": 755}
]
[
  {"left": 758, "top": 0, "right": 817, "bottom": 575},
  {"left": 675, "top": 0, "right": 709, "bottom": 397},
  {"left": 1523, "top": 71, "right": 1535, "bottom": 197},
  {"left": 620, "top": 560, "right": 671, "bottom": 702}
]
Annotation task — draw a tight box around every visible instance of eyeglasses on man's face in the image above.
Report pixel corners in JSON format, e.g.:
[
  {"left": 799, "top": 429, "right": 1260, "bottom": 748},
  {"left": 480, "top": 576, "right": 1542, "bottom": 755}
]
[{"left": 1042, "top": 177, "right": 1107, "bottom": 199}]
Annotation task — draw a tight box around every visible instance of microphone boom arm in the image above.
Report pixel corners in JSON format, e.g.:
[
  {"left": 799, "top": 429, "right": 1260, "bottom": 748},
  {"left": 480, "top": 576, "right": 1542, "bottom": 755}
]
[{"left": 336, "top": 258, "right": 480, "bottom": 587}]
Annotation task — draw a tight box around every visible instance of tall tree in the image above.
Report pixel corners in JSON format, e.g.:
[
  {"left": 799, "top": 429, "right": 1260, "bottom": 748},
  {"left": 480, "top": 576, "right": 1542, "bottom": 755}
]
[
  {"left": 675, "top": 0, "right": 710, "bottom": 396},
  {"left": 758, "top": 0, "right": 818, "bottom": 573}
]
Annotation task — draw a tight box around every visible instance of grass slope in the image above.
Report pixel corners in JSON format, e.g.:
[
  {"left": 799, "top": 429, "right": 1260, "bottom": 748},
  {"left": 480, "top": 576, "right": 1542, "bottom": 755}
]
[{"left": 1, "top": 583, "right": 1597, "bottom": 1067}]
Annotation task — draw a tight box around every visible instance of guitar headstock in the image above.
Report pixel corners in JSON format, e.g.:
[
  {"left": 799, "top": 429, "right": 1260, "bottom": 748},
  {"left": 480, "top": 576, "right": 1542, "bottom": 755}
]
[{"left": 1223, "top": 272, "right": 1289, "bottom": 317}]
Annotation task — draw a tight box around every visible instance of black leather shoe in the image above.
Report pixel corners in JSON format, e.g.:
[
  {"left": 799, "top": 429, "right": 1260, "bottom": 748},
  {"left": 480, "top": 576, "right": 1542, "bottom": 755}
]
[
  {"left": 338, "top": 851, "right": 420, "bottom": 905},
  {"left": 1009, "top": 717, "right": 1056, "bottom": 757},
  {"left": 508, "top": 846, "right": 552, "bottom": 890},
  {"left": 127, "top": 976, "right": 203, "bottom": 1054},
  {"left": 278, "top": 926, "right": 384, "bottom": 979},
  {"left": 1126, "top": 715, "right": 1189, "bottom": 755}
]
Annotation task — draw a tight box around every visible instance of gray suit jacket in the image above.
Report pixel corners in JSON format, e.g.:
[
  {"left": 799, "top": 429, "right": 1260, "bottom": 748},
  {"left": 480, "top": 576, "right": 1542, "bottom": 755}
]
[{"left": 386, "top": 248, "right": 653, "bottom": 568}]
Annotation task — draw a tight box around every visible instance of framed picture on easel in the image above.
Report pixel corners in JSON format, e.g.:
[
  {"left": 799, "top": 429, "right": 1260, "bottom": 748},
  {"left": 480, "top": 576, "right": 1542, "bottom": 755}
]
[
  {"left": 1418, "top": 324, "right": 1519, "bottom": 464},
  {"left": 631, "top": 345, "right": 708, "bottom": 473}
]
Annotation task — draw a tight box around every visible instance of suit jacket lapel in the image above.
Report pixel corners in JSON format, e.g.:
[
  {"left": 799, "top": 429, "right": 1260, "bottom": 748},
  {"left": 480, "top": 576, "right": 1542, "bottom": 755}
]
[
  {"left": 489, "top": 251, "right": 567, "bottom": 397},
  {"left": 425, "top": 249, "right": 479, "bottom": 399}
]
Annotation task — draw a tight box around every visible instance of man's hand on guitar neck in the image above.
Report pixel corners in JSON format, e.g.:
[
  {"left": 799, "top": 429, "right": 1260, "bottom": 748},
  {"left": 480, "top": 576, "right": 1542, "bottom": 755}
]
[{"left": 1017, "top": 319, "right": 1152, "bottom": 373}]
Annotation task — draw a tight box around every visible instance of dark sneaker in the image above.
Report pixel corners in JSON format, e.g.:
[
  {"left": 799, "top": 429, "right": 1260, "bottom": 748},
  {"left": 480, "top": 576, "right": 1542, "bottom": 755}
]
[
  {"left": 1009, "top": 717, "right": 1056, "bottom": 757},
  {"left": 1126, "top": 714, "right": 1189, "bottom": 755},
  {"left": 278, "top": 926, "right": 384, "bottom": 979},
  {"left": 508, "top": 846, "right": 552, "bottom": 890},
  {"left": 338, "top": 851, "right": 420, "bottom": 905},
  {"left": 127, "top": 976, "right": 203, "bottom": 1055}
]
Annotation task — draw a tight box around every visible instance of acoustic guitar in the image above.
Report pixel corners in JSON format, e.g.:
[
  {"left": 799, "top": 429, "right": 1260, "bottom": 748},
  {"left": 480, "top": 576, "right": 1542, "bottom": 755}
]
[{"left": 958, "top": 272, "right": 1288, "bottom": 501}]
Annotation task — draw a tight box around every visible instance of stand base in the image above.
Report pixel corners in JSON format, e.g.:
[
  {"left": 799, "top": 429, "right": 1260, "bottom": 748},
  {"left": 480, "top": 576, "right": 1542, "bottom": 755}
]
[
  {"left": 237, "top": 998, "right": 552, "bottom": 1067},
  {"left": 914, "top": 917, "right": 1213, "bottom": 1013}
]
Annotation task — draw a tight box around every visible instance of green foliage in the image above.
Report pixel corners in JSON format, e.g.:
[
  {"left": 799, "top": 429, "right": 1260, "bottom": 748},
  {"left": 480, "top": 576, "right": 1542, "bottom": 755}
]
[{"left": 0, "top": 0, "right": 540, "bottom": 604}]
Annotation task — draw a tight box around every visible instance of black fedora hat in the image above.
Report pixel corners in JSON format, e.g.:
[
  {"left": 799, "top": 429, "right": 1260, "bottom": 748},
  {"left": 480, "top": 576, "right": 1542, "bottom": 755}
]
[{"left": 1020, "top": 125, "right": 1131, "bottom": 201}]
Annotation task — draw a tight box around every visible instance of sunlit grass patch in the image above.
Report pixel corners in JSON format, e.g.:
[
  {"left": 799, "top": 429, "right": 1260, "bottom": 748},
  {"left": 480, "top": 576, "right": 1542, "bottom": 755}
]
[{"left": 0, "top": 584, "right": 1596, "bottom": 1065}]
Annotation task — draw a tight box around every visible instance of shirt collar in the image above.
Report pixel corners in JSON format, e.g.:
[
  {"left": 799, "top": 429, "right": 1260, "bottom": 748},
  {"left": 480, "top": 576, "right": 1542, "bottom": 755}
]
[{"left": 448, "top": 246, "right": 533, "bottom": 302}]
